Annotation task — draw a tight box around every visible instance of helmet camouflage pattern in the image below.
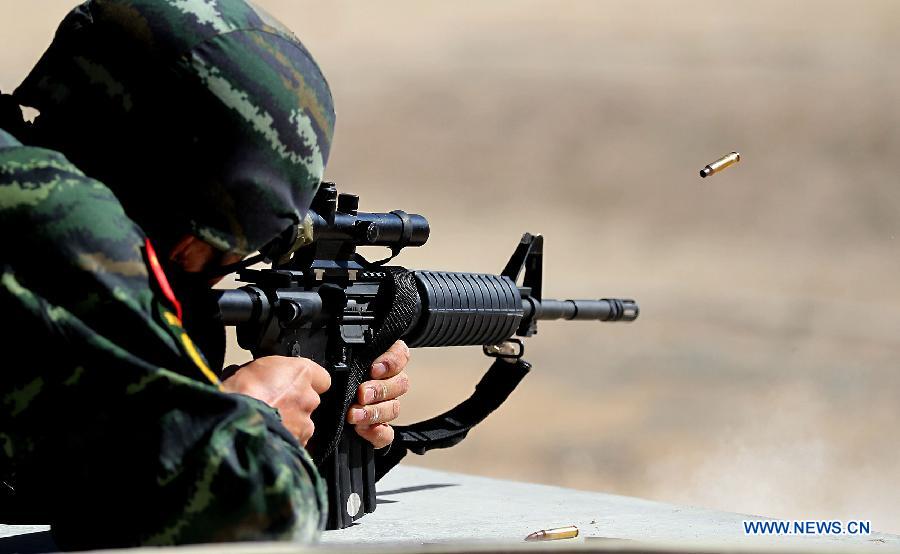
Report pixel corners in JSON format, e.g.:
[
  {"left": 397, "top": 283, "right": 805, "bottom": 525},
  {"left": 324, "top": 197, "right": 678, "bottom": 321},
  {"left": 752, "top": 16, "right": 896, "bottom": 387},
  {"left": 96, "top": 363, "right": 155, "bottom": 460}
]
[{"left": 15, "top": 0, "right": 335, "bottom": 256}]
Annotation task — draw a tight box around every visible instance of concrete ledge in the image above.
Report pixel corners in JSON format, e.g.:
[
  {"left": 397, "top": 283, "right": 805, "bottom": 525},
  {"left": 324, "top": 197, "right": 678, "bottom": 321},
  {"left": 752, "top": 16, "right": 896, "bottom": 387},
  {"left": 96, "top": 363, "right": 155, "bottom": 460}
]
[
  {"left": 2, "top": 465, "right": 897, "bottom": 553},
  {"left": 321, "top": 466, "right": 898, "bottom": 549}
]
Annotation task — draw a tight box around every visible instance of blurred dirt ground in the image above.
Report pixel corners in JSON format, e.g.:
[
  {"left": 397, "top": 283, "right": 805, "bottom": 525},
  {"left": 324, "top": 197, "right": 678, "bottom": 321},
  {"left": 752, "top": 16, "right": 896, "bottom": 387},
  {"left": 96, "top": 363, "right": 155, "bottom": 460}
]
[{"left": 4, "top": 0, "right": 900, "bottom": 533}]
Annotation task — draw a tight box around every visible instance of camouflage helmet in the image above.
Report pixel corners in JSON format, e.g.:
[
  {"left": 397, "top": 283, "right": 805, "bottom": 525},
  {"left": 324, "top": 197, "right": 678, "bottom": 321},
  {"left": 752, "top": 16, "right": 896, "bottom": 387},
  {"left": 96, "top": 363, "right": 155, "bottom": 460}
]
[{"left": 14, "top": 0, "right": 335, "bottom": 256}]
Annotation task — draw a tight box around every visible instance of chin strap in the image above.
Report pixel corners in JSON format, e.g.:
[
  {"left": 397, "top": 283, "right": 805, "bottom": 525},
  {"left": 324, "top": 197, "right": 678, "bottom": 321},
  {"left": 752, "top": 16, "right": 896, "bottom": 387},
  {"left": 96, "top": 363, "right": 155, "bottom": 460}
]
[{"left": 374, "top": 357, "right": 531, "bottom": 481}]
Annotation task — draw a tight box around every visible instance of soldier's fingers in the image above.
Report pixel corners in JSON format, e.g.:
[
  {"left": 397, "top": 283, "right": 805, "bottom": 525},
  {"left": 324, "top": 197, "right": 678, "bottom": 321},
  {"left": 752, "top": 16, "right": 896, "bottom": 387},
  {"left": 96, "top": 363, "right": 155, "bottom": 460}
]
[
  {"left": 355, "top": 424, "right": 394, "bottom": 450},
  {"left": 347, "top": 399, "right": 401, "bottom": 425},
  {"left": 300, "top": 388, "right": 321, "bottom": 413},
  {"left": 371, "top": 340, "right": 410, "bottom": 379},
  {"left": 357, "top": 371, "right": 410, "bottom": 405},
  {"left": 304, "top": 360, "right": 331, "bottom": 394},
  {"left": 299, "top": 421, "right": 315, "bottom": 447},
  {"left": 283, "top": 414, "right": 315, "bottom": 447}
]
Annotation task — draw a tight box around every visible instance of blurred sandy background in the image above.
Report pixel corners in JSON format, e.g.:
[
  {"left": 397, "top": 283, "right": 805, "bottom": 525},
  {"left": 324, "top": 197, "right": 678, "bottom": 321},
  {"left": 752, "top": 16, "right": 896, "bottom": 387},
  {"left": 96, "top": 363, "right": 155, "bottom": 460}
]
[{"left": 4, "top": 0, "right": 900, "bottom": 533}]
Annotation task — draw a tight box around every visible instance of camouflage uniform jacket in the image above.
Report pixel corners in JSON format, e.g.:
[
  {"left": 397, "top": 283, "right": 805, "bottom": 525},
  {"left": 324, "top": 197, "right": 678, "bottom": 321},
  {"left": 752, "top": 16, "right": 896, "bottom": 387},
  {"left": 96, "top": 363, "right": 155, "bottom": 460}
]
[{"left": 0, "top": 128, "right": 326, "bottom": 549}]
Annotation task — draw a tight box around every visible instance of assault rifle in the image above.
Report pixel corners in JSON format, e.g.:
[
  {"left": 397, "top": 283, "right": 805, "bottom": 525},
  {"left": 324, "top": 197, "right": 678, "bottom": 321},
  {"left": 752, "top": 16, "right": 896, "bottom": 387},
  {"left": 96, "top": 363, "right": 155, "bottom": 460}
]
[{"left": 215, "top": 183, "right": 638, "bottom": 529}]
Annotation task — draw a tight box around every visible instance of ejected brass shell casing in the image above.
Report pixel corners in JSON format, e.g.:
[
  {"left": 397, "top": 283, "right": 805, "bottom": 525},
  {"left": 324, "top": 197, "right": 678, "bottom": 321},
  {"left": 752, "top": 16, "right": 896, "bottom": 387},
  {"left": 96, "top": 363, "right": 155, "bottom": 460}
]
[
  {"left": 700, "top": 151, "right": 741, "bottom": 178},
  {"left": 525, "top": 525, "right": 579, "bottom": 541}
]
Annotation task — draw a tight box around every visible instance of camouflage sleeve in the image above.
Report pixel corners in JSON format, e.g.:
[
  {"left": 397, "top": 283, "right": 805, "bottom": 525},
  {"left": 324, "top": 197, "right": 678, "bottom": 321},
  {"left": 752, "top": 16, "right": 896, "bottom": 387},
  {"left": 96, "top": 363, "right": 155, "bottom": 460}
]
[{"left": 0, "top": 133, "right": 326, "bottom": 548}]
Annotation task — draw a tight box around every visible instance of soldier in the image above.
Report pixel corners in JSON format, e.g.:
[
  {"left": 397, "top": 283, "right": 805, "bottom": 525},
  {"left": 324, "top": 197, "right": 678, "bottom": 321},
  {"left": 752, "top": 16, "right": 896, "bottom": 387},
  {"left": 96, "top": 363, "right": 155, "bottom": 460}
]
[{"left": 0, "top": 0, "right": 410, "bottom": 549}]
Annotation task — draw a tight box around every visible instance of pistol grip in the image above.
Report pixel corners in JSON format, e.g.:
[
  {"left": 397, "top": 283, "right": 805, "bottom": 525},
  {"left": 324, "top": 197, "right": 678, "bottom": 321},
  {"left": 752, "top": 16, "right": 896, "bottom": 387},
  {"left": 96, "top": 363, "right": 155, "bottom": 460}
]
[
  {"left": 319, "top": 362, "right": 377, "bottom": 530},
  {"left": 323, "top": 429, "right": 376, "bottom": 529}
]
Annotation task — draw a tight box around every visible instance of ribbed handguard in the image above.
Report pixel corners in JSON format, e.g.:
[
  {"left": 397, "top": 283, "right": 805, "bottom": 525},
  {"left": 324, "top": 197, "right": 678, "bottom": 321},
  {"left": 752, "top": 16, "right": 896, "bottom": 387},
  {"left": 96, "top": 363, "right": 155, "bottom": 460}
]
[{"left": 405, "top": 271, "right": 524, "bottom": 347}]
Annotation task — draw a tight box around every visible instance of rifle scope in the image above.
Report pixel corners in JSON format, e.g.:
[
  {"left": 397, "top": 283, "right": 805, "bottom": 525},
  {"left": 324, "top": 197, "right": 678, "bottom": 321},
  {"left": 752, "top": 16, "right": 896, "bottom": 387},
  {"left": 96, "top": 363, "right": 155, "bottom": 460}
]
[
  {"left": 310, "top": 210, "right": 430, "bottom": 247},
  {"left": 301, "top": 183, "right": 430, "bottom": 249}
]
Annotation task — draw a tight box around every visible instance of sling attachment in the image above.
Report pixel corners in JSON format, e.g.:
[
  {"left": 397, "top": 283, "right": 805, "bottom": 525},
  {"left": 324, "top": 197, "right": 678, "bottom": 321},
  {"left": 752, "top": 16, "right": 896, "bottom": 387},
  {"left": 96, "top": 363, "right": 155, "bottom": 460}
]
[{"left": 374, "top": 357, "right": 531, "bottom": 481}]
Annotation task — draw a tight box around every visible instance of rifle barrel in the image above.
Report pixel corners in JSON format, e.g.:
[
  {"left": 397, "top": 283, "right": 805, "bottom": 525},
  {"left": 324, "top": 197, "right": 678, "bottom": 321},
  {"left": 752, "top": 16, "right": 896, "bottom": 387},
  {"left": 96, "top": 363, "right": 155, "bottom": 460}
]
[{"left": 525, "top": 298, "right": 639, "bottom": 322}]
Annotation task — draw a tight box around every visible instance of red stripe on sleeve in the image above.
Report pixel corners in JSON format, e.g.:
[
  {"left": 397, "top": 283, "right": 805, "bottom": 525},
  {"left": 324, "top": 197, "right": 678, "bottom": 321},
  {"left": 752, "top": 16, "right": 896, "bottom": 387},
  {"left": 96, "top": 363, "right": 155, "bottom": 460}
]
[{"left": 144, "top": 238, "right": 183, "bottom": 322}]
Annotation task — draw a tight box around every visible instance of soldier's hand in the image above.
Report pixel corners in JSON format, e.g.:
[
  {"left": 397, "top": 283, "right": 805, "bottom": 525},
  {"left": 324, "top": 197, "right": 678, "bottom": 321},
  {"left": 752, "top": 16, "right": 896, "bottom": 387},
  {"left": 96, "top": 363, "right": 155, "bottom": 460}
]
[
  {"left": 347, "top": 340, "right": 411, "bottom": 449},
  {"left": 222, "top": 356, "right": 331, "bottom": 447}
]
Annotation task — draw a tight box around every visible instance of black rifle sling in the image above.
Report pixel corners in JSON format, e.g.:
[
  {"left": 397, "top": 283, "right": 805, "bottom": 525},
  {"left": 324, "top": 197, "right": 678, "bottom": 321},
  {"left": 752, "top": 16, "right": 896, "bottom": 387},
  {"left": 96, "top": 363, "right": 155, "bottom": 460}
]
[
  {"left": 320, "top": 269, "right": 531, "bottom": 525},
  {"left": 316, "top": 270, "right": 420, "bottom": 465},
  {"left": 317, "top": 270, "right": 420, "bottom": 529},
  {"left": 375, "top": 357, "right": 531, "bottom": 481}
]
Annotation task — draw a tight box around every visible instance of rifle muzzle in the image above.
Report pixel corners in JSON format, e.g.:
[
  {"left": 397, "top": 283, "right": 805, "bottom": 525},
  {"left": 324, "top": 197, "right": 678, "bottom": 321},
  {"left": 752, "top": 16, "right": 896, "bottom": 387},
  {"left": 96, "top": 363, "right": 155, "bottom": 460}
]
[{"left": 525, "top": 298, "right": 639, "bottom": 322}]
